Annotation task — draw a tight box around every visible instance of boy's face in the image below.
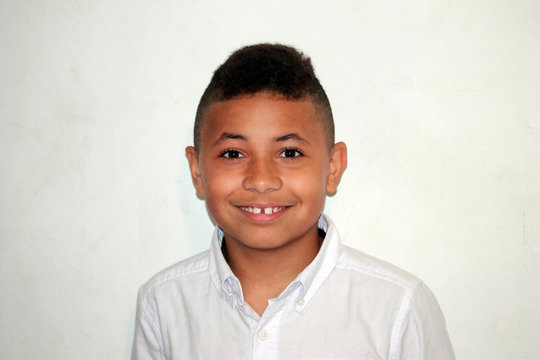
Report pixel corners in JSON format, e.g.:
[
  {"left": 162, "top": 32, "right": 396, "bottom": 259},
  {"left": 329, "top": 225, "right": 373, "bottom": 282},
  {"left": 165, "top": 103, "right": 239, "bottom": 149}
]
[{"left": 186, "top": 93, "right": 346, "bottom": 252}]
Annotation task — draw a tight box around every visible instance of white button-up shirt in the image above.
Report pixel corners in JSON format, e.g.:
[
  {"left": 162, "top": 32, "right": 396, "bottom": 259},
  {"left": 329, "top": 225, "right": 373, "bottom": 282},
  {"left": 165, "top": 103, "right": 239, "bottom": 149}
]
[{"left": 132, "top": 215, "right": 455, "bottom": 359}]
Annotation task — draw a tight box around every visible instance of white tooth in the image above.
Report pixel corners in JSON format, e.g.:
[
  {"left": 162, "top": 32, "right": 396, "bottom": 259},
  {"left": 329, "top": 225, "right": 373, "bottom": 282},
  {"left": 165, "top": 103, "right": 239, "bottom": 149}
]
[
  {"left": 264, "top": 207, "right": 273, "bottom": 215},
  {"left": 273, "top": 207, "right": 279, "bottom": 213},
  {"left": 253, "top": 207, "right": 261, "bottom": 214}
]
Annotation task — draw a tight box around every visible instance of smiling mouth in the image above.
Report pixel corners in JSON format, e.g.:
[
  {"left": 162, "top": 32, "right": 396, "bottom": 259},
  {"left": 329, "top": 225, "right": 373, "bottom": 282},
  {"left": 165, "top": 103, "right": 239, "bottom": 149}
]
[{"left": 239, "top": 206, "right": 287, "bottom": 215}]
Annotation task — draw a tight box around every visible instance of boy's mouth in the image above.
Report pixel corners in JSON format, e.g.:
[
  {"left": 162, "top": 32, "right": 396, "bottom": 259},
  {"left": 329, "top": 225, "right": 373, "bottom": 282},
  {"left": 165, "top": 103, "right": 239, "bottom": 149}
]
[
  {"left": 239, "top": 206, "right": 287, "bottom": 215},
  {"left": 236, "top": 204, "right": 291, "bottom": 222}
]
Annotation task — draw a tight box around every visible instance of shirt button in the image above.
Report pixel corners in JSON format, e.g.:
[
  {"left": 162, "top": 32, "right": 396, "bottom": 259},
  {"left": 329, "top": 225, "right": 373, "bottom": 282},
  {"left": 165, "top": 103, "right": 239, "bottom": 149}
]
[
  {"left": 296, "top": 298, "right": 305, "bottom": 306},
  {"left": 258, "top": 329, "right": 269, "bottom": 341},
  {"left": 231, "top": 283, "right": 239, "bottom": 293}
]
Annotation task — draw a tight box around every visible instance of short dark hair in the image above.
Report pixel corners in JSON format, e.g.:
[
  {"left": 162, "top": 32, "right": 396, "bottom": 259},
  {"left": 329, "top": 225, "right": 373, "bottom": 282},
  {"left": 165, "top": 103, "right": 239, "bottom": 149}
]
[{"left": 193, "top": 43, "right": 334, "bottom": 152}]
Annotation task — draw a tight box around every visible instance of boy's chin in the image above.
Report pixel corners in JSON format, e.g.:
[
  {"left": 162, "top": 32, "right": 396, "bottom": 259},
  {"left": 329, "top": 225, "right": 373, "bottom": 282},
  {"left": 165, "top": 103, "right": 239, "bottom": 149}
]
[{"left": 223, "top": 225, "right": 320, "bottom": 252}]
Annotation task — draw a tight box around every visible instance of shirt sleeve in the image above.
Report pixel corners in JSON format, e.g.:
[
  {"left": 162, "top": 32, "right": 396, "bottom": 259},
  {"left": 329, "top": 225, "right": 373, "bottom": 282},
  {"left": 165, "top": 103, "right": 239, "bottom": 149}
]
[
  {"left": 391, "top": 282, "right": 455, "bottom": 360},
  {"left": 131, "top": 288, "right": 166, "bottom": 360}
]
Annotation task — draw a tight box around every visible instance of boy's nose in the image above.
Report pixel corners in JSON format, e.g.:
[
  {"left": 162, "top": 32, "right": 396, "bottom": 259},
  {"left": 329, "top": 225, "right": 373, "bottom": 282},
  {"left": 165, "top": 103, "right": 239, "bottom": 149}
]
[{"left": 242, "top": 158, "right": 282, "bottom": 193}]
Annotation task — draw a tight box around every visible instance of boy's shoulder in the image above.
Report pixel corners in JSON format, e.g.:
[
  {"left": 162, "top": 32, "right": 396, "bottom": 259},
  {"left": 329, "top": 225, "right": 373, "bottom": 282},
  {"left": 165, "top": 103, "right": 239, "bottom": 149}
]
[
  {"left": 137, "top": 249, "right": 211, "bottom": 299},
  {"left": 336, "top": 244, "right": 423, "bottom": 295}
]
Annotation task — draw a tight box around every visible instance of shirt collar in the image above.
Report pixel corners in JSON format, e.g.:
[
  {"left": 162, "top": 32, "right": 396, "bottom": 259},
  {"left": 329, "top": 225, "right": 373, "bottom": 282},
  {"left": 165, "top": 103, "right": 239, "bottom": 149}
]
[
  {"left": 292, "top": 214, "right": 342, "bottom": 307},
  {"left": 208, "top": 227, "right": 241, "bottom": 299},
  {"left": 208, "top": 214, "right": 343, "bottom": 310}
]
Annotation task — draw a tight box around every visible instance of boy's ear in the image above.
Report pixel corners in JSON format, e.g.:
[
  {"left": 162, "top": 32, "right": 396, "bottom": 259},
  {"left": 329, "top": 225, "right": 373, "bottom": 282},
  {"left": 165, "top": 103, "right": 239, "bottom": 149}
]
[
  {"left": 185, "top": 146, "right": 205, "bottom": 198},
  {"left": 326, "top": 142, "right": 347, "bottom": 195}
]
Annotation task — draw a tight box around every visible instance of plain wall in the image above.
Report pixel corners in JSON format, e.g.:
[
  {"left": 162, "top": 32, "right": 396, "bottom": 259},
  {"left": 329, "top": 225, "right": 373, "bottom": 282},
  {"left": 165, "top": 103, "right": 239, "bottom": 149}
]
[{"left": 1, "top": 1, "right": 538, "bottom": 359}]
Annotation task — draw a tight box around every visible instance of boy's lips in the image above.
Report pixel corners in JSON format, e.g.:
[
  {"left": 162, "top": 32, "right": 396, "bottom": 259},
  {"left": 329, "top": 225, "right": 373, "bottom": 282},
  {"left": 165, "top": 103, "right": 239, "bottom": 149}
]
[
  {"left": 239, "top": 205, "right": 287, "bottom": 214},
  {"left": 235, "top": 204, "right": 291, "bottom": 222}
]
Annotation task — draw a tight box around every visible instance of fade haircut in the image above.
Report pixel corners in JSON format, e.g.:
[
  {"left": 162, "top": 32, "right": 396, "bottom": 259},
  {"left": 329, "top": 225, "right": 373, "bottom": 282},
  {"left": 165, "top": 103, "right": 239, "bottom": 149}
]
[{"left": 193, "top": 43, "right": 334, "bottom": 152}]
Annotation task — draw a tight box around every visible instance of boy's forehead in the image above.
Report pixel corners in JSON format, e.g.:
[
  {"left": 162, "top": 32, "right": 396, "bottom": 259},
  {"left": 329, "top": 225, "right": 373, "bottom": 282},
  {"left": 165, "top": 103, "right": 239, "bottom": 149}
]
[{"left": 201, "top": 93, "right": 322, "bottom": 134}]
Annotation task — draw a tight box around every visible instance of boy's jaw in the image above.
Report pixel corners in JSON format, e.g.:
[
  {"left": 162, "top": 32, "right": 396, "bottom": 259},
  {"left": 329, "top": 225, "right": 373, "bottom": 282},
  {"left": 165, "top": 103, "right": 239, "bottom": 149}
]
[{"left": 236, "top": 203, "right": 292, "bottom": 223}]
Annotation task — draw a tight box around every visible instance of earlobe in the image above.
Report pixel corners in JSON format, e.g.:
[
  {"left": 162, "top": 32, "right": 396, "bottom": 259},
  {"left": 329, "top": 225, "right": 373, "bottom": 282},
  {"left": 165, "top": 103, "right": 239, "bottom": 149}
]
[
  {"left": 185, "top": 146, "right": 205, "bottom": 198},
  {"left": 326, "top": 142, "right": 348, "bottom": 195}
]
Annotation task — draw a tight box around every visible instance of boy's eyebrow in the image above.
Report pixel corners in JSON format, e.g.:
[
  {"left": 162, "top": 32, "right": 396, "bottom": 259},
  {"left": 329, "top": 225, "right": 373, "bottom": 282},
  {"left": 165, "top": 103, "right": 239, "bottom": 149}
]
[
  {"left": 213, "top": 132, "right": 310, "bottom": 145},
  {"left": 213, "top": 132, "right": 247, "bottom": 145},
  {"left": 274, "top": 133, "right": 310, "bottom": 145}
]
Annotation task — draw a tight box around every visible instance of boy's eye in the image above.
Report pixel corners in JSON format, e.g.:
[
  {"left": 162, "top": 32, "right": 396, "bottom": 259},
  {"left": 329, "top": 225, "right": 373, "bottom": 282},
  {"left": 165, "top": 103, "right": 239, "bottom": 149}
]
[
  {"left": 220, "top": 149, "right": 244, "bottom": 159},
  {"left": 279, "top": 148, "right": 303, "bottom": 158}
]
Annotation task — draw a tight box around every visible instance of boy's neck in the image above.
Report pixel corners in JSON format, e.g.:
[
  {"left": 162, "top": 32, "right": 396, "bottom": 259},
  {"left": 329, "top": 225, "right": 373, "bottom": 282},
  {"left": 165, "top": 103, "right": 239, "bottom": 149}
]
[{"left": 222, "top": 227, "right": 323, "bottom": 316}]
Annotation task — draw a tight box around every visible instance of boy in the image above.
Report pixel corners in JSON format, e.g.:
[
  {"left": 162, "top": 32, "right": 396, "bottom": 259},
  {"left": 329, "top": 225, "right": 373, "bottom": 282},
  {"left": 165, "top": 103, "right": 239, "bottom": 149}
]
[{"left": 132, "top": 44, "right": 455, "bottom": 359}]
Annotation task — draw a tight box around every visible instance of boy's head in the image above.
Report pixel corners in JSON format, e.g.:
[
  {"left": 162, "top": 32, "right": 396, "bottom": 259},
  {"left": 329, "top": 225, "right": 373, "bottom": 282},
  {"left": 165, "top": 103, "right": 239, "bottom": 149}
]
[
  {"left": 186, "top": 43, "right": 347, "bottom": 253},
  {"left": 193, "top": 43, "right": 334, "bottom": 153}
]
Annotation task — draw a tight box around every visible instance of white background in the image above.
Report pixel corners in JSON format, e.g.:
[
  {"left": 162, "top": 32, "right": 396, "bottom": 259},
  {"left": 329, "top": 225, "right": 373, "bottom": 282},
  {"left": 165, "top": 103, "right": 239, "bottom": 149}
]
[{"left": 1, "top": 1, "right": 539, "bottom": 359}]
